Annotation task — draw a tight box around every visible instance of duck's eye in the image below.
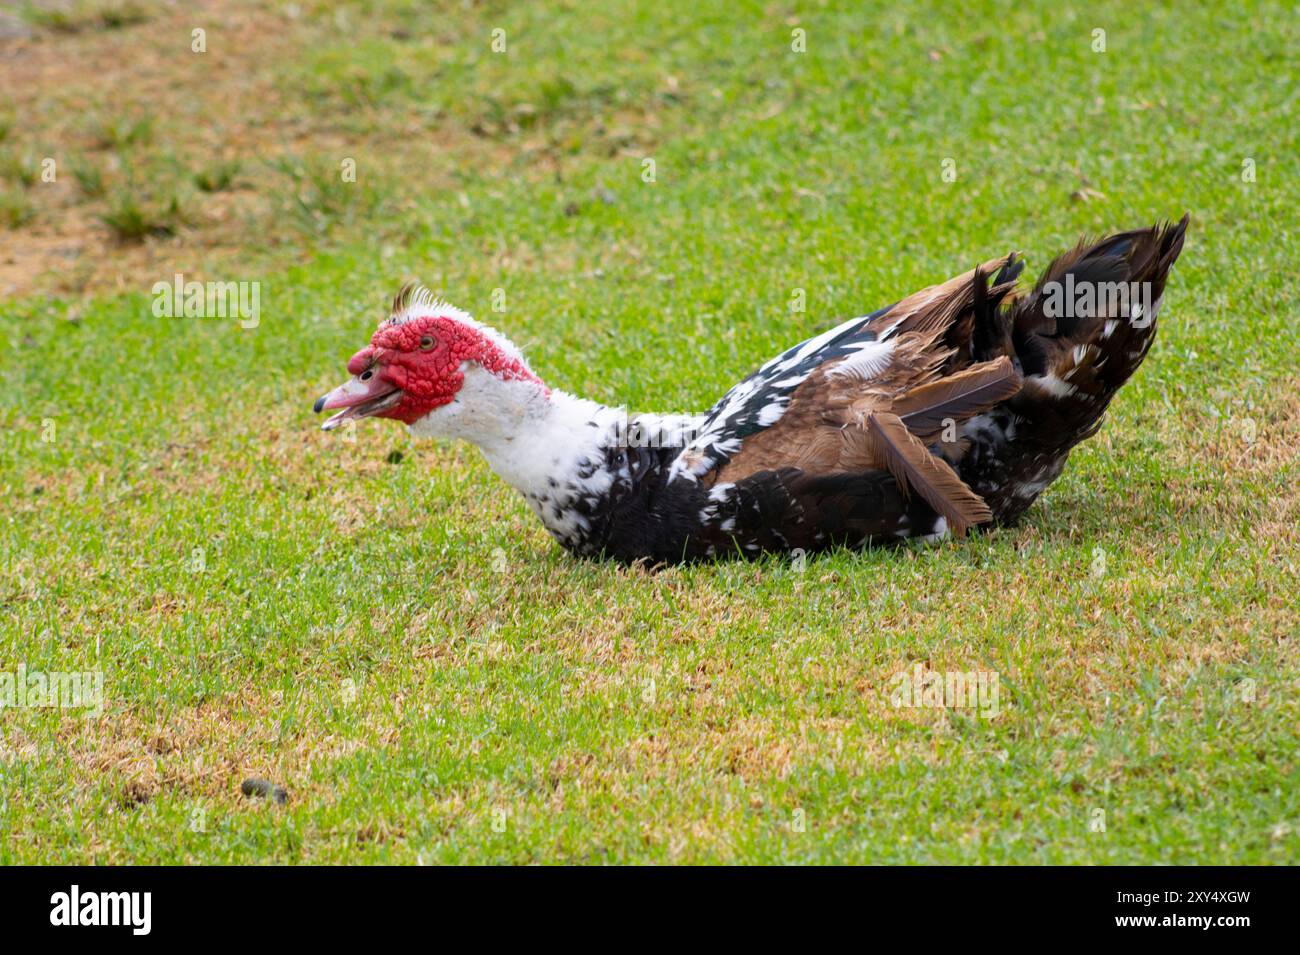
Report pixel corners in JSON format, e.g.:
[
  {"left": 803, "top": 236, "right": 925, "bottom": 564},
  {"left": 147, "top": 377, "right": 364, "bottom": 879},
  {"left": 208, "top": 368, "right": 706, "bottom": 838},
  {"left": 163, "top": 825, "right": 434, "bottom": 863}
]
[
  {"left": 419, "top": 335, "right": 436, "bottom": 351},
  {"left": 360, "top": 368, "right": 374, "bottom": 381}
]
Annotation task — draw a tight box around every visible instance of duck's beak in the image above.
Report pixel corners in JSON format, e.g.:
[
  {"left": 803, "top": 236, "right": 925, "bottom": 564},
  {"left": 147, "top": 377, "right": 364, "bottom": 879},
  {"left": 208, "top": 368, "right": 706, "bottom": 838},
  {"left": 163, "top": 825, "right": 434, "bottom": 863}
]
[{"left": 314, "top": 364, "right": 402, "bottom": 431}]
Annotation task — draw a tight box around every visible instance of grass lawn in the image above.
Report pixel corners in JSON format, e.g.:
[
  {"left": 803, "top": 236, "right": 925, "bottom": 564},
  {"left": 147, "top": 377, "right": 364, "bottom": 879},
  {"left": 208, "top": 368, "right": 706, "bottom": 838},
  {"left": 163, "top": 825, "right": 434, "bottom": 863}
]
[{"left": 1, "top": 0, "right": 1297, "bottom": 863}]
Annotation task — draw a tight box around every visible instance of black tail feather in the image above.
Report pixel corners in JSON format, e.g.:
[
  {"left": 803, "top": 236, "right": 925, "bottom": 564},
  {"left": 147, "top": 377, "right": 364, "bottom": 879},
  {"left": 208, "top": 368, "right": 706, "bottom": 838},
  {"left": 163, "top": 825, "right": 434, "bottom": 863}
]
[
  {"left": 1009, "top": 214, "right": 1189, "bottom": 382},
  {"left": 954, "top": 215, "right": 1190, "bottom": 526}
]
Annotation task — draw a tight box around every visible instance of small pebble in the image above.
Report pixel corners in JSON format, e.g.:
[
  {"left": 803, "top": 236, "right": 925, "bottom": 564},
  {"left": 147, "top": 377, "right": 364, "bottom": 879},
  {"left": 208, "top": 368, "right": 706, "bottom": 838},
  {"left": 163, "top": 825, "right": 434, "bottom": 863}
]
[{"left": 241, "top": 777, "right": 288, "bottom": 804}]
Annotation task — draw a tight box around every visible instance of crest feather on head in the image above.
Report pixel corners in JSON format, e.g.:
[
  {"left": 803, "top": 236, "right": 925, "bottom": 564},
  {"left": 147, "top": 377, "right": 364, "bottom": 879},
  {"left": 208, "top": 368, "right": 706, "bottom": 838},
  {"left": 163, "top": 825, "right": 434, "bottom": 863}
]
[
  {"left": 381, "top": 281, "right": 528, "bottom": 367},
  {"left": 384, "top": 282, "right": 473, "bottom": 328}
]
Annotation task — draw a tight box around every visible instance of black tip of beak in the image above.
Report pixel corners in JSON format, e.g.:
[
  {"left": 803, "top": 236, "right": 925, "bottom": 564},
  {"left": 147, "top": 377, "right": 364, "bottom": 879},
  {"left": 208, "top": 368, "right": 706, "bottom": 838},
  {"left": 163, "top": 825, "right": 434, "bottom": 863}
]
[{"left": 313, "top": 395, "right": 326, "bottom": 414}]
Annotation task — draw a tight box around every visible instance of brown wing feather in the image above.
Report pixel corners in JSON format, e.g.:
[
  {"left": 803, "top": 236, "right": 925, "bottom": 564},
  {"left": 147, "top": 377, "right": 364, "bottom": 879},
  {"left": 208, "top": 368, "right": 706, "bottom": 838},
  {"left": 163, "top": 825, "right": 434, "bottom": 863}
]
[
  {"left": 887, "top": 356, "right": 1023, "bottom": 440},
  {"left": 714, "top": 254, "right": 1023, "bottom": 487},
  {"left": 864, "top": 255, "right": 1016, "bottom": 339},
  {"left": 864, "top": 412, "right": 992, "bottom": 537}
]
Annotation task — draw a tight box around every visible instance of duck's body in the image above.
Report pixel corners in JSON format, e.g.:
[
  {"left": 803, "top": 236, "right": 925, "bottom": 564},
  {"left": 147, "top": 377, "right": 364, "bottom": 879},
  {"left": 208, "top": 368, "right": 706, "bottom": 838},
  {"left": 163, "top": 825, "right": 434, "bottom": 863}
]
[{"left": 317, "top": 217, "right": 1188, "bottom": 564}]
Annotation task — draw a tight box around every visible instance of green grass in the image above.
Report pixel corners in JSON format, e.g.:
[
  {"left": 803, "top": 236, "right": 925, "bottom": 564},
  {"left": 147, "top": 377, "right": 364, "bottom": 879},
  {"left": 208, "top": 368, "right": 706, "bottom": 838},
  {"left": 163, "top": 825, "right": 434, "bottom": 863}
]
[
  {"left": 19, "top": 0, "right": 150, "bottom": 35},
  {"left": 193, "top": 159, "right": 243, "bottom": 194},
  {"left": 1, "top": 0, "right": 1298, "bottom": 864},
  {"left": 99, "top": 187, "right": 183, "bottom": 241},
  {"left": 87, "top": 114, "right": 154, "bottom": 152},
  {"left": 0, "top": 188, "right": 36, "bottom": 228},
  {"left": 0, "top": 151, "right": 43, "bottom": 189},
  {"left": 69, "top": 156, "right": 107, "bottom": 199}
]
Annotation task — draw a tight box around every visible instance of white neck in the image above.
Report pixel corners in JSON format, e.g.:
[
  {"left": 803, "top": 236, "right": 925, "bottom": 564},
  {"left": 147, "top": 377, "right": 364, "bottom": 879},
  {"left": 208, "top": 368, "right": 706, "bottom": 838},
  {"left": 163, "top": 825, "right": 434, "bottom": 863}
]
[
  {"left": 408, "top": 364, "right": 709, "bottom": 549},
  {"left": 408, "top": 365, "right": 616, "bottom": 521}
]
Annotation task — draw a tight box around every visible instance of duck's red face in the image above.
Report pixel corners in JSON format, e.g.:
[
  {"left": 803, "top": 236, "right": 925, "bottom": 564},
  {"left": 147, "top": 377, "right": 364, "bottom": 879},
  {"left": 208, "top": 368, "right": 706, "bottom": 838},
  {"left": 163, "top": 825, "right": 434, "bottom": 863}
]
[{"left": 314, "top": 310, "right": 541, "bottom": 430}]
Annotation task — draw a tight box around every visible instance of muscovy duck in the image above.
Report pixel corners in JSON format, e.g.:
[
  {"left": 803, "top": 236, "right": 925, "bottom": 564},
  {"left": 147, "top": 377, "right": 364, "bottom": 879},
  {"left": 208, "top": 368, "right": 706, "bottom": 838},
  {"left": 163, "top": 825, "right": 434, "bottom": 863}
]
[{"left": 315, "top": 216, "right": 1188, "bottom": 563}]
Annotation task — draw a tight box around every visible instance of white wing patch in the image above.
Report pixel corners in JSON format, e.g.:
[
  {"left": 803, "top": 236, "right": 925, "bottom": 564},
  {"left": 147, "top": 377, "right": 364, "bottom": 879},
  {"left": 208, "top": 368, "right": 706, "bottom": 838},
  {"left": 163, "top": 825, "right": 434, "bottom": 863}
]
[
  {"left": 791, "top": 313, "right": 866, "bottom": 361},
  {"left": 825, "top": 339, "right": 896, "bottom": 381},
  {"left": 668, "top": 302, "right": 897, "bottom": 482}
]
